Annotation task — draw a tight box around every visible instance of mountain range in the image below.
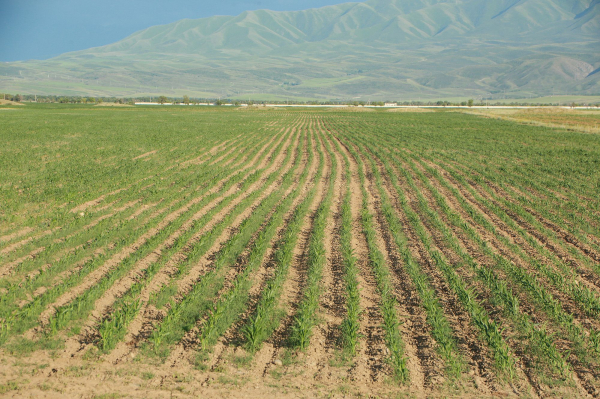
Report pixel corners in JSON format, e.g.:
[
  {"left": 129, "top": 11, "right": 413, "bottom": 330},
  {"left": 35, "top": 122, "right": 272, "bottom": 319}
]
[{"left": 1, "top": 0, "right": 599, "bottom": 100}]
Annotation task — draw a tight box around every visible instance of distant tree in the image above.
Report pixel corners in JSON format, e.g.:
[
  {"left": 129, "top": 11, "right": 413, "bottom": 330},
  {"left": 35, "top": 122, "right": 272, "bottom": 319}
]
[
  {"left": 234, "top": 101, "right": 240, "bottom": 106},
  {"left": 98, "top": 98, "right": 103, "bottom": 104},
  {"left": 158, "top": 96, "right": 168, "bottom": 105},
  {"left": 183, "top": 95, "right": 190, "bottom": 105},
  {"left": 215, "top": 99, "right": 223, "bottom": 106},
  {"left": 467, "top": 99, "right": 474, "bottom": 107},
  {"left": 14, "top": 94, "right": 22, "bottom": 102}
]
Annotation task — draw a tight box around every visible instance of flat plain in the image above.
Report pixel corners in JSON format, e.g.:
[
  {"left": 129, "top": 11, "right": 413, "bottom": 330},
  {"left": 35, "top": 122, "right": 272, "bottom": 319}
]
[{"left": 1, "top": 104, "right": 600, "bottom": 398}]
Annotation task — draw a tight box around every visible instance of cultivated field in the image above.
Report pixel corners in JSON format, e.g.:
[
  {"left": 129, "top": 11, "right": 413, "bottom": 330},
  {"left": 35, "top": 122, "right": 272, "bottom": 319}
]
[
  {"left": 465, "top": 108, "right": 600, "bottom": 134},
  {"left": 1, "top": 105, "right": 600, "bottom": 398}
]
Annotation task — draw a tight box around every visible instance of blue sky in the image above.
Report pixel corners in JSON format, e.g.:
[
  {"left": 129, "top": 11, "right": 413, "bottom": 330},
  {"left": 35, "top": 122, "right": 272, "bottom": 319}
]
[{"left": 0, "top": 0, "right": 354, "bottom": 62}]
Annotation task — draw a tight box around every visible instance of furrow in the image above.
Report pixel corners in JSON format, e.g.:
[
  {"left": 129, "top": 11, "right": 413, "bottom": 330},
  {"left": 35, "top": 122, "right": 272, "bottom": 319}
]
[
  {"left": 252, "top": 126, "right": 328, "bottom": 378},
  {"left": 332, "top": 133, "right": 388, "bottom": 385},
  {"left": 104, "top": 121, "right": 301, "bottom": 364},
  {"left": 18, "top": 126, "right": 287, "bottom": 341}
]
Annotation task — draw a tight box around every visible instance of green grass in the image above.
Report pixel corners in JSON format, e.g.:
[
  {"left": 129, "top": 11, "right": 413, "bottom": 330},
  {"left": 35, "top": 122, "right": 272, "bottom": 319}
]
[{"left": 1, "top": 105, "right": 600, "bottom": 396}]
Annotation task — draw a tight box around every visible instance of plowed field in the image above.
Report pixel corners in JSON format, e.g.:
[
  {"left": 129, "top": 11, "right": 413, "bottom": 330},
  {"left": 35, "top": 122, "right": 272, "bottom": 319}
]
[{"left": 1, "top": 105, "right": 600, "bottom": 398}]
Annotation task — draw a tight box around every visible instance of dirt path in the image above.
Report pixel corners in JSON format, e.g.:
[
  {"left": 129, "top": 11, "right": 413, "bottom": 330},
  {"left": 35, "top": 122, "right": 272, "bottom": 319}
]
[{"left": 0, "top": 227, "right": 33, "bottom": 245}]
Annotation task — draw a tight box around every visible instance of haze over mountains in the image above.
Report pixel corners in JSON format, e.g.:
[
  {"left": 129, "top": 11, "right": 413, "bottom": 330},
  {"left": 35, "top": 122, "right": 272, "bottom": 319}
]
[{"left": 1, "top": 0, "right": 599, "bottom": 100}]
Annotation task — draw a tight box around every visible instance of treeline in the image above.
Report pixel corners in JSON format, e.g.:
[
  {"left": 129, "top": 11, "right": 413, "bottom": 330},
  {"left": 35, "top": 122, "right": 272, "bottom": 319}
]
[
  {"left": 1, "top": 93, "right": 23, "bottom": 102},
  {"left": 0, "top": 94, "right": 123, "bottom": 104},
  {"left": 1, "top": 93, "right": 599, "bottom": 107}
]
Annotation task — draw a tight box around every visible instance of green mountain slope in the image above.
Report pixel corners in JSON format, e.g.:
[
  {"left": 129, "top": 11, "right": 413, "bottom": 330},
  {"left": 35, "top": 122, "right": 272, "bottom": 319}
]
[{"left": 1, "top": 0, "right": 598, "bottom": 100}]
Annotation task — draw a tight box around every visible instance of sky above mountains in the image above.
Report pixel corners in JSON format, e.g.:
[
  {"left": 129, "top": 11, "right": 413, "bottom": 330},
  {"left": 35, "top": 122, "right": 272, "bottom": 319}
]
[{"left": 0, "top": 0, "right": 352, "bottom": 62}]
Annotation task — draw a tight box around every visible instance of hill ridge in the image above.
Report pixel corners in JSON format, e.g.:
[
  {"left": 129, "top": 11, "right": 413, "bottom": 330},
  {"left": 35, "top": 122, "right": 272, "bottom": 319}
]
[{"left": 0, "top": 0, "right": 598, "bottom": 99}]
